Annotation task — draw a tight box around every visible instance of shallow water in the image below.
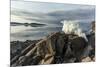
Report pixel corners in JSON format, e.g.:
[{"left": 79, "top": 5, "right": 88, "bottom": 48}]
[{"left": 10, "top": 21, "right": 92, "bottom": 41}]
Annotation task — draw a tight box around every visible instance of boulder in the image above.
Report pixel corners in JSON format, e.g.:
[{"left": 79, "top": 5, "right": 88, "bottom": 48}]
[{"left": 63, "top": 36, "right": 87, "bottom": 62}]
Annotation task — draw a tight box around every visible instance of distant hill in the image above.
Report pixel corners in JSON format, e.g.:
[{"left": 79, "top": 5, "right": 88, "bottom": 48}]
[
  {"left": 10, "top": 22, "right": 23, "bottom": 26},
  {"left": 10, "top": 22, "right": 46, "bottom": 27}
]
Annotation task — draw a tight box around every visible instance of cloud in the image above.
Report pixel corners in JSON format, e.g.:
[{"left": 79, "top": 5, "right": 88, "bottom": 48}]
[
  {"left": 11, "top": 6, "right": 95, "bottom": 24},
  {"left": 47, "top": 8, "right": 95, "bottom": 20},
  {"left": 11, "top": 9, "right": 58, "bottom": 23}
]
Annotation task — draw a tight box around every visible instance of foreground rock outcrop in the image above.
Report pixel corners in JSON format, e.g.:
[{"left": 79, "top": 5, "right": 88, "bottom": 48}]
[{"left": 11, "top": 31, "right": 95, "bottom": 67}]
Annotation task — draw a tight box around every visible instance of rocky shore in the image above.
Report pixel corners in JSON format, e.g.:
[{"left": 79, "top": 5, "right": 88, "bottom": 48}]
[{"left": 10, "top": 31, "right": 95, "bottom": 67}]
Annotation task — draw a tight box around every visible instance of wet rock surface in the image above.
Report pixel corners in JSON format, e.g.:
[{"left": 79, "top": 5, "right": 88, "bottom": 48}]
[{"left": 10, "top": 31, "right": 95, "bottom": 67}]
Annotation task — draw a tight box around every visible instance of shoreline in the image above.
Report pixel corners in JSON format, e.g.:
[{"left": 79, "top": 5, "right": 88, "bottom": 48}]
[{"left": 10, "top": 31, "right": 95, "bottom": 66}]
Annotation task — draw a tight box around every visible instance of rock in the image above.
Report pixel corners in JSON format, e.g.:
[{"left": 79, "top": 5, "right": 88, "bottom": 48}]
[
  {"left": 36, "top": 39, "right": 48, "bottom": 58},
  {"left": 31, "top": 55, "right": 43, "bottom": 65},
  {"left": 36, "top": 32, "right": 60, "bottom": 58},
  {"left": 91, "top": 21, "right": 95, "bottom": 33},
  {"left": 20, "top": 43, "right": 35, "bottom": 56},
  {"left": 63, "top": 36, "right": 87, "bottom": 62},
  {"left": 86, "top": 32, "right": 95, "bottom": 59},
  {"left": 10, "top": 40, "right": 40, "bottom": 65},
  {"left": 25, "top": 45, "right": 37, "bottom": 57},
  {"left": 40, "top": 54, "right": 54, "bottom": 64},
  {"left": 11, "top": 31, "right": 95, "bottom": 66},
  {"left": 70, "top": 37, "right": 87, "bottom": 59},
  {"left": 17, "top": 56, "right": 26, "bottom": 65},
  {"left": 11, "top": 55, "right": 20, "bottom": 65},
  {"left": 92, "top": 57, "right": 95, "bottom": 61},
  {"left": 56, "top": 34, "right": 68, "bottom": 56},
  {"left": 63, "top": 58, "right": 76, "bottom": 63},
  {"left": 81, "top": 57, "right": 92, "bottom": 62}
]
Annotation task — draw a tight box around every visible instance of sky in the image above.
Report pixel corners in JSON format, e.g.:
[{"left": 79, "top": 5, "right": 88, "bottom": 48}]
[
  {"left": 11, "top": 1, "right": 95, "bottom": 13},
  {"left": 11, "top": 1, "right": 95, "bottom": 23}
]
